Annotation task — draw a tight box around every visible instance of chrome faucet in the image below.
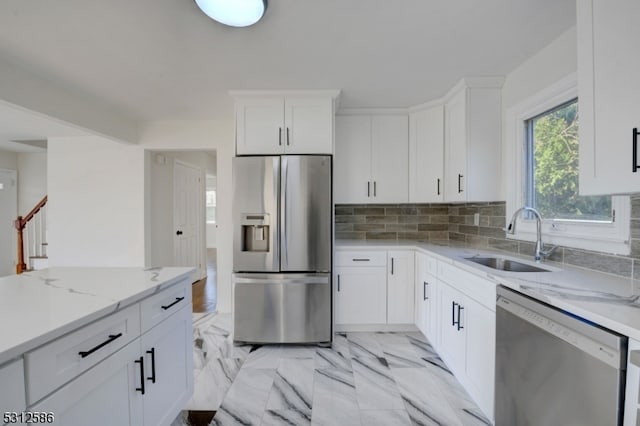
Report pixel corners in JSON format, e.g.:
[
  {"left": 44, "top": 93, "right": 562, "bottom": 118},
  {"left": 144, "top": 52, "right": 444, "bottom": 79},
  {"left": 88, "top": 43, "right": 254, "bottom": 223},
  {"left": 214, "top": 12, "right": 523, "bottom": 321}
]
[{"left": 506, "top": 207, "right": 555, "bottom": 262}]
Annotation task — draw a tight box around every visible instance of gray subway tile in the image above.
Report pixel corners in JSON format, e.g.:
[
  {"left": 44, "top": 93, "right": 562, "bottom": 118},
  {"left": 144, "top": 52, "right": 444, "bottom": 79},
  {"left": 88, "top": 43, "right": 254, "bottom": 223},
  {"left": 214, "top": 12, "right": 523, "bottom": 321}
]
[
  {"left": 564, "top": 249, "right": 632, "bottom": 278},
  {"left": 489, "top": 216, "right": 506, "bottom": 228},
  {"left": 397, "top": 232, "right": 430, "bottom": 241},
  {"left": 385, "top": 224, "right": 419, "bottom": 232},
  {"left": 336, "top": 232, "right": 365, "bottom": 240},
  {"left": 478, "top": 226, "right": 506, "bottom": 239},
  {"left": 417, "top": 223, "right": 449, "bottom": 232},
  {"left": 335, "top": 206, "right": 354, "bottom": 216},
  {"left": 428, "top": 231, "right": 449, "bottom": 241},
  {"left": 367, "top": 215, "right": 398, "bottom": 224},
  {"left": 479, "top": 205, "right": 506, "bottom": 217},
  {"left": 366, "top": 232, "right": 398, "bottom": 240},
  {"left": 335, "top": 223, "right": 353, "bottom": 232},
  {"left": 430, "top": 215, "right": 449, "bottom": 224},
  {"left": 354, "top": 223, "right": 386, "bottom": 232},
  {"left": 465, "top": 235, "right": 488, "bottom": 247},
  {"left": 450, "top": 233, "right": 465, "bottom": 242},
  {"left": 417, "top": 206, "right": 449, "bottom": 215},
  {"left": 488, "top": 238, "right": 519, "bottom": 253},
  {"left": 354, "top": 207, "right": 385, "bottom": 215},
  {"left": 336, "top": 215, "right": 366, "bottom": 224},
  {"left": 458, "top": 225, "right": 478, "bottom": 235}
]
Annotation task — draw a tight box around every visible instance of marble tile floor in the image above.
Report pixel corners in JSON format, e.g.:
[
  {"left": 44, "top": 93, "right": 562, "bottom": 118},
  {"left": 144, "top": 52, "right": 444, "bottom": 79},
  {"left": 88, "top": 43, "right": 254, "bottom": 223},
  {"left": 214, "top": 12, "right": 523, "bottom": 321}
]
[{"left": 172, "top": 313, "right": 491, "bottom": 426}]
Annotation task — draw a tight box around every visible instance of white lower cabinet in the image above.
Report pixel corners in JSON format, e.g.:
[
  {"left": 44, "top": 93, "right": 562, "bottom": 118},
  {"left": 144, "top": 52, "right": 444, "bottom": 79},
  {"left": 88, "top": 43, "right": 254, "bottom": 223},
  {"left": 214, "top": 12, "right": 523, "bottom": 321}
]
[
  {"left": 438, "top": 282, "right": 467, "bottom": 371},
  {"left": 31, "top": 339, "right": 143, "bottom": 426},
  {"left": 438, "top": 270, "right": 495, "bottom": 422},
  {"left": 140, "top": 305, "right": 193, "bottom": 426},
  {"left": 335, "top": 249, "right": 415, "bottom": 328},
  {"left": 624, "top": 339, "right": 640, "bottom": 426},
  {"left": 0, "top": 359, "right": 26, "bottom": 425},
  {"left": 335, "top": 266, "right": 387, "bottom": 325},
  {"left": 415, "top": 253, "right": 438, "bottom": 344},
  {"left": 387, "top": 250, "right": 414, "bottom": 324},
  {"left": 24, "top": 279, "right": 193, "bottom": 426}
]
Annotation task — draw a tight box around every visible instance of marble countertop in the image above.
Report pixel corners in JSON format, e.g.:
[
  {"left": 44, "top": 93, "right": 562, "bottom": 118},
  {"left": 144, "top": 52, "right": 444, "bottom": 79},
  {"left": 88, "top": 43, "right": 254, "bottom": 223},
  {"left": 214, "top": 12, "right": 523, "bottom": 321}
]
[
  {"left": 337, "top": 240, "right": 640, "bottom": 342},
  {"left": 0, "top": 267, "right": 194, "bottom": 366}
]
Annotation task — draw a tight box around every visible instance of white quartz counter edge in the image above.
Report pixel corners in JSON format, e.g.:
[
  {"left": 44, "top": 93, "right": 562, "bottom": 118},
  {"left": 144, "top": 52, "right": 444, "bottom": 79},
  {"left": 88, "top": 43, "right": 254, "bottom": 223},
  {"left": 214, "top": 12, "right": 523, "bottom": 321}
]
[
  {"left": 337, "top": 240, "right": 640, "bottom": 342},
  {"left": 0, "top": 267, "right": 194, "bottom": 366}
]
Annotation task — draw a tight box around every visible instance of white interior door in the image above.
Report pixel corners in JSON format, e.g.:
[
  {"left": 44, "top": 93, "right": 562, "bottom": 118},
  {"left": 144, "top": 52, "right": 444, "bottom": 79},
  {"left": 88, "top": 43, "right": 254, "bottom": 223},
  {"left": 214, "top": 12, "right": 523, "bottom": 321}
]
[
  {"left": 0, "top": 169, "right": 17, "bottom": 277},
  {"left": 173, "top": 161, "right": 202, "bottom": 279}
]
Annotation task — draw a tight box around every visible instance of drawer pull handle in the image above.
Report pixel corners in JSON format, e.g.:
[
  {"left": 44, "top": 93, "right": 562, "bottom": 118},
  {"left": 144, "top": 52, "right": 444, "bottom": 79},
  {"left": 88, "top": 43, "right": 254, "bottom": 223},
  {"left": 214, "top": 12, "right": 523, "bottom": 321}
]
[
  {"left": 161, "top": 297, "right": 185, "bottom": 310},
  {"left": 147, "top": 347, "right": 156, "bottom": 384},
  {"left": 78, "top": 332, "right": 123, "bottom": 358},
  {"left": 337, "top": 274, "right": 340, "bottom": 292},
  {"left": 457, "top": 305, "right": 464, "bottom": 331},
  {"left": 135, "top": 356, "right": 145, "bottom": 395},
  {"left": 352, "top": 258, "right": 370, "bottom": 262},
  {"left": 423, "top": 281, "right": 428, "bottom": 300}
]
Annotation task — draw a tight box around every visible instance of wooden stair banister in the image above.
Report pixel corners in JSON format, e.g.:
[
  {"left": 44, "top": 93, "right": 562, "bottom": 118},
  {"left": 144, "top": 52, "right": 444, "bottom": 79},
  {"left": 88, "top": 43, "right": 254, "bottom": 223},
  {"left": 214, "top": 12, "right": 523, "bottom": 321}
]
[{"left": 15, "top": 195, "right": 48, "bottom": 274}]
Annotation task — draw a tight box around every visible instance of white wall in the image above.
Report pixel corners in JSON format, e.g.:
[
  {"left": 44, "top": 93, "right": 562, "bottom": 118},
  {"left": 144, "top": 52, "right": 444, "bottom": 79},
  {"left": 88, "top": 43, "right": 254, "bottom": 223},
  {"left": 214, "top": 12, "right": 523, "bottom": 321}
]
[
  {"left": 17, "top": 152, "right": 47, "bottom": 216},
  {"left": 140, "top": 118, "right": 234, "bottom": 313},
  {"left": 0, "top": 150, "right": 17, "bottom": 170},
  {"left": 501, "top": 26, "right": 577, "bottom": 198},
  {"left": 48, "top": 136, "right": 146, "bottom": 267}
]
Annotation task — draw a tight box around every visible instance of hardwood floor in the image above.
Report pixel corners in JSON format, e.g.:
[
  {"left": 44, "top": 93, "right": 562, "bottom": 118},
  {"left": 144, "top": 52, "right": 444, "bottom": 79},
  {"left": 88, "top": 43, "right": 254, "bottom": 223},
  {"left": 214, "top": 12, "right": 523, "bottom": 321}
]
[{"left": 192, "top": 248, "right": 217, "bottom": 313}]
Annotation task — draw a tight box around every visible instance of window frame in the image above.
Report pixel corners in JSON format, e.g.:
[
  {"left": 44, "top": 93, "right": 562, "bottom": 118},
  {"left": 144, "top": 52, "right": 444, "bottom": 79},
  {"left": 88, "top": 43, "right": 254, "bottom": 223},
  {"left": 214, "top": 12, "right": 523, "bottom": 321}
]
[{"left": 505, "top": 73, "right": 630, "bottom": 255}]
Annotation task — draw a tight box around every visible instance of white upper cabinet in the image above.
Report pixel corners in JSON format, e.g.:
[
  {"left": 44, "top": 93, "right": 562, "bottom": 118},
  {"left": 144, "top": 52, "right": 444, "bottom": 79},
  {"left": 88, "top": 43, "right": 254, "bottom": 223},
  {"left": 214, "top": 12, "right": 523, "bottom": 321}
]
[
  {"left": 444, "top": 78, "right": 503, "bottom": 202},
  {"left": 578, "top": 0, "right": 640, "bottom": 195},
  {"left": 409, "top": 105, "right": 444, "bottom": 203},
  {"left": 232, "top": 91, "right": 339, "bottom": 155},
  {"left": 335, "top": 113, "right": 409, "bottom": 204}
]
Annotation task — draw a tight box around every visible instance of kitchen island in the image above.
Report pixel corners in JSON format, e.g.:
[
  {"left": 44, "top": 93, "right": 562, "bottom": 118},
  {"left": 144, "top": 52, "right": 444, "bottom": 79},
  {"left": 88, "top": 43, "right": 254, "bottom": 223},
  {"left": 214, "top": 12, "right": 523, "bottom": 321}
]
[{"left": 0, "top": 267, "right": 194, "bottom": 426}]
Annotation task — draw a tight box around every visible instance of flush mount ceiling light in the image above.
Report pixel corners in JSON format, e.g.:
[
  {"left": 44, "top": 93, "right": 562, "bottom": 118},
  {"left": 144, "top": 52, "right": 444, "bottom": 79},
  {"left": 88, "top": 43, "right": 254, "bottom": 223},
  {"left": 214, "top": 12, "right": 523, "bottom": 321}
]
[{"left": 195, "top": 0, "right": 267, "bottom": 27}]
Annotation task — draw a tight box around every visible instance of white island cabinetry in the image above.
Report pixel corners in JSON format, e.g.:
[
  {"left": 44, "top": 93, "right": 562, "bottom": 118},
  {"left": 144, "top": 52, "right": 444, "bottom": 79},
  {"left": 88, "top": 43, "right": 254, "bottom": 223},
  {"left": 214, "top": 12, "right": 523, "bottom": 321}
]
[{"left": 0, "top": 267, "right": 194, "bottom": 426}]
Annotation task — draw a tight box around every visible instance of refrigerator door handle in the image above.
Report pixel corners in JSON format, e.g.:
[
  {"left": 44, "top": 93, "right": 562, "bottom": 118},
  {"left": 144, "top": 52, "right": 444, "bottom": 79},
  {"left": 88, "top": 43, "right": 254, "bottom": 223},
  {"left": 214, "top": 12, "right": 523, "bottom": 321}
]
[{"left": 281, "top": 156, "right": 289, "bottom": 270}]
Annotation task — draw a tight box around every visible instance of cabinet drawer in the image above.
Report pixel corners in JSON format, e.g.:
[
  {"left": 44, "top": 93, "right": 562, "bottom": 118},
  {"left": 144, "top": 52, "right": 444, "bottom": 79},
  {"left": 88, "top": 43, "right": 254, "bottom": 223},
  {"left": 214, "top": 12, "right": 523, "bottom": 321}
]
[
  {"left": 140, "top": 279, "right": 191, "bottom": 333},
  {"left": 438, "top": 262, "right": 496, "bottom": 311},
  {"left": 335, "top": 250, "right": 387, "bottom": 267},
  {"left": 0, "top": 358, "right": 26, "bottom": 415},
  {"left": 25, "top": 303, "right": 140, "bottom": 405}
]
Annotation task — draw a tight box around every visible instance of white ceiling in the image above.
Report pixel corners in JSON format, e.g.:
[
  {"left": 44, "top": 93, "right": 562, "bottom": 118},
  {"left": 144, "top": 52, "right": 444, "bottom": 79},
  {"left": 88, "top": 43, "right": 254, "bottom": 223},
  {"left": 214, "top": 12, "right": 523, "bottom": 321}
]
[{"left": 0, "top": 0, "right": 576, "bottom": 124}]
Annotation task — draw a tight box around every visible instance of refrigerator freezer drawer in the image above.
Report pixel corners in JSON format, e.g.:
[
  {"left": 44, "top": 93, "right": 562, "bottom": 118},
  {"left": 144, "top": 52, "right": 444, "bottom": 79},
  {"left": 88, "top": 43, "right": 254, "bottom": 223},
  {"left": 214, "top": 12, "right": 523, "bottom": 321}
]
[{"left": 233, "top": 273, "right": 331, "bottom": 344}]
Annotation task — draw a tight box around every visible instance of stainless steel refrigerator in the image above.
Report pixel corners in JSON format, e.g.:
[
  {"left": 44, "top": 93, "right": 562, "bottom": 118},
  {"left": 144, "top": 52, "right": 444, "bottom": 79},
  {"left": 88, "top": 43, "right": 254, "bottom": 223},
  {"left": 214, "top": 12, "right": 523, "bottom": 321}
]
[{"left": 232, "top": 155, "right": 332, "bottom": 344}]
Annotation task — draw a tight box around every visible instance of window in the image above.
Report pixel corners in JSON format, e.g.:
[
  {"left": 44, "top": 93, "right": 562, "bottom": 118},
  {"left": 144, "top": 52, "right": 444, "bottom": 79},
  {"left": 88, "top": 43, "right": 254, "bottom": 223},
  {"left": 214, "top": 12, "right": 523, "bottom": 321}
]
[
  {"left": 524, "top": 98, "right": 612, "bottom": 222},
  {"left": 206, "top": 176, "right": 217, "bottom": 224},
  {"left": 506, "top": 73, "right": 630, "bottom": 255}
]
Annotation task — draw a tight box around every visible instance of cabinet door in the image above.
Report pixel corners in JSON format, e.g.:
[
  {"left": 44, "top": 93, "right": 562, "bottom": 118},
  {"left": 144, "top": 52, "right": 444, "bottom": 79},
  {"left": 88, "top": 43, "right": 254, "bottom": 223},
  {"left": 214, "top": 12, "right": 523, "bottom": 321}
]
[
  {"left": 31, "top": 340, "right": 143, "bottom": 426},
  {"left": 0, "top": 359, "right": 25, "bottom": 419},
  {"left": 414, "top": 253, "right": 427, "bottom": 333},
  {"left": 409, "top": 106, "right": 444, "bottom": 202},
  {"left": 444, "top": 89, "right": 467, "bottom": 202},
  {"left": 438, "top": 282, "right": 466, "bottom": 374},
  {"left": 578, "top": 0, "right": 640, "bottom": 195},
  {"left": 141, "top": 305, "right": 193, "bottom": 426},
  {"left": 334, "top": 115, "right": 372, "bottom": 204},
  {"left": 387, "top": 250, "right": 414, "bottom": 324},
  {"left": 371, "top": 115, "right": 409, "bottom": 203},
  {"left": 284, "top": 97, "right": 333, "bottom": 154},
  {"left": 335, "top": 267, "right": 386, "bottom": 325},
  {"left": 236, "top": 97, "right": 285, "bottom": 155},
  {"left": 423, "top": 273, "right": 438, "bottom": 346},
  {"left": 465, "top": 300, "right": 495, "bottom": 421}
]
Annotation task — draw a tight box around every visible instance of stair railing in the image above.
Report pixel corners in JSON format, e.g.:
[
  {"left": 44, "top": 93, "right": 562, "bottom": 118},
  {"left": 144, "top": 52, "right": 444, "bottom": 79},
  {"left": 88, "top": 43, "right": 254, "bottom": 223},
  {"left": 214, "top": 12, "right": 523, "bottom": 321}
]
[{"left": 15, "top": 195, "right": 48, "bottom": 274}]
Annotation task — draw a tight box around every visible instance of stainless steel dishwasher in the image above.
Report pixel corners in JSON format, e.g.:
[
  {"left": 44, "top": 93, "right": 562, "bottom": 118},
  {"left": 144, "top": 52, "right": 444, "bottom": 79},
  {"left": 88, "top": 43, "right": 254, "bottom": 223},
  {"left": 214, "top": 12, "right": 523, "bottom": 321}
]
[{"left": 495, "top": 286, "right": 627, "bottom": 426}]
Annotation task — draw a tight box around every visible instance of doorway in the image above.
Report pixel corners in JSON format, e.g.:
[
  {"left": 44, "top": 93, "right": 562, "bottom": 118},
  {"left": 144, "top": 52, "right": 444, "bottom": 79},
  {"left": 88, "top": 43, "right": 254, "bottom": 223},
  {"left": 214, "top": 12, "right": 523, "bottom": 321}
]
[
  {"left": 0, "top": 169, "right": 17, "bottom": 277},
  {"left": 147, "top": 150, "right": 217, "bottom": 312}
]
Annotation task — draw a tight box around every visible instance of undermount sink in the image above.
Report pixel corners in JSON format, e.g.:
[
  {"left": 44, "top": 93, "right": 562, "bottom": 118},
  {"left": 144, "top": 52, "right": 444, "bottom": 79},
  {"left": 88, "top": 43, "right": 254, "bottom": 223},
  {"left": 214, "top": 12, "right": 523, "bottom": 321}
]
[{"left": 464, "top": 257, "right": 551, "bottom": 273}]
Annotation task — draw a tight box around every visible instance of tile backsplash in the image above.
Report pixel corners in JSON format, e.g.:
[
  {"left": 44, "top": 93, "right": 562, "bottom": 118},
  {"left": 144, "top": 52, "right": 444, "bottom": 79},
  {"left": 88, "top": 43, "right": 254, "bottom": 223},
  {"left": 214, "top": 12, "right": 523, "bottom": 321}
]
[{"left": 336, "top": 196, "right": 640, "bottom": 280}]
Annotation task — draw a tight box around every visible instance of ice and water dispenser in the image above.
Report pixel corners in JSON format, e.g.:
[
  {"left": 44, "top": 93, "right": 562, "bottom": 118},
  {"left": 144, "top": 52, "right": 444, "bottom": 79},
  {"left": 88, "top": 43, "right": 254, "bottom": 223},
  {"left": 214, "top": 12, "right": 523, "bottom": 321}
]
[{"left": 240, "top": 213, "right": 270, "bottom": 252}]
